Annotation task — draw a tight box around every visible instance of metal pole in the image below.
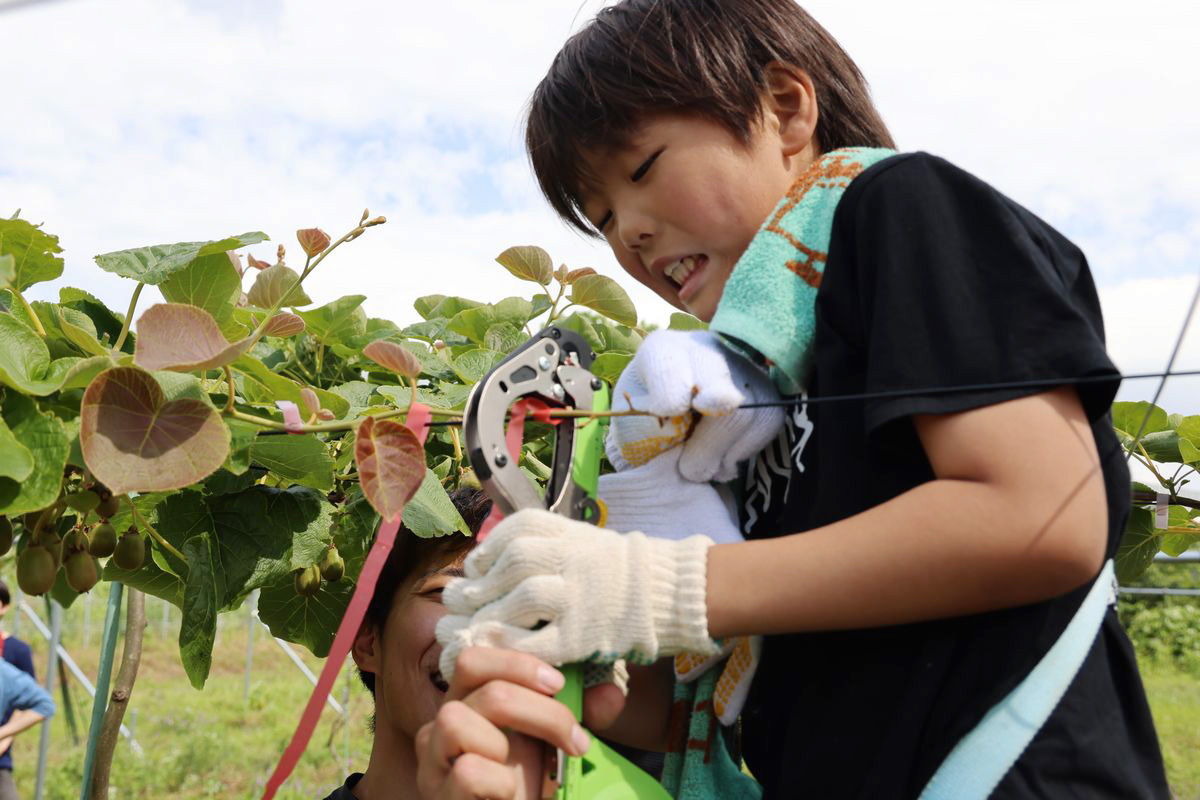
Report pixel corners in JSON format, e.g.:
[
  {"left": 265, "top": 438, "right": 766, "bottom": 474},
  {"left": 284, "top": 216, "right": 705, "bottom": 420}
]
[
  {"left": 33, "top": 600, "right": 61, "bottom": 800},
  {"left": 80, "top": 581, "right": 123, "bottom": 800},
  {"left": 11, "top": 586, "right": 21, "bottom": 639},
  {"left": 244, "top": 590, "right": 257, "bottom": 703},
  {"left": 82, "top": 590, "right": 93, "bottom": 649}
]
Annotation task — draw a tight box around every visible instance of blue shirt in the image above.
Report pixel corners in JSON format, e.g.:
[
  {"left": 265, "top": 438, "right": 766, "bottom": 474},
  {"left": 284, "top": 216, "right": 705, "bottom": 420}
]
[
  {"left": 0, "top": 658, "right": 53, "bottom": 771},
  {"left": 0, "top": 636, "right": 35, "bottom": 772}
]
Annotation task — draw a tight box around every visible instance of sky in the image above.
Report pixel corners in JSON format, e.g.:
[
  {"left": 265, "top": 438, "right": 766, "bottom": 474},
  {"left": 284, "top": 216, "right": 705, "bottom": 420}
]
[{"left": 1, "top": 0, "right": 1197, "bottom": 413}]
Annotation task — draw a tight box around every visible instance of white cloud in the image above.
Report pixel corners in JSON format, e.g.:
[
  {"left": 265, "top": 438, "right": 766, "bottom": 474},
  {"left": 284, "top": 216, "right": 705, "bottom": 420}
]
[{"left": 1, "top": 0, "right": 1196, "bottom": 373}]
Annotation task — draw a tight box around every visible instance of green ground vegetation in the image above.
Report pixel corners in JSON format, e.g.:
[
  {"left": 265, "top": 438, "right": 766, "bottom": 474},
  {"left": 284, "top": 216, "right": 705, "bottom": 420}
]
[{"left": 5, "top": 587, "right": 1199, "bottom": 798}]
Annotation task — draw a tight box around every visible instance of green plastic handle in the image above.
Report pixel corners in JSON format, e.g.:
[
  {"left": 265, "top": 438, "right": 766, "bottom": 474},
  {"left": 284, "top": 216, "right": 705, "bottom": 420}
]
[{"left": 554, "top": 382, "right": 671, "bottom": 800}]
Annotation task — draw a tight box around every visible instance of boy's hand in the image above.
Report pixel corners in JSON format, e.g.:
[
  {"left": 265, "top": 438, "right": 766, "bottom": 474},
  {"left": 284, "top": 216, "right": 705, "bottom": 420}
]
[
  {"left": 598, "top": 448, "right": 742, "bottom": 543},
  {"left": 609, "top": 330, "right": 784, "bottom": 482},
  {"left": 435, "top": 509, "right": 718, "bottom": 683}
]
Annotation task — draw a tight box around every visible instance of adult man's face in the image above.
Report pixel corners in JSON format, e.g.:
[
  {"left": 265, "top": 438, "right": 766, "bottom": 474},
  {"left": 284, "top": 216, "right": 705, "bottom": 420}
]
[{"left": 365, "top": 560, "right": 464, "bottom": 740}]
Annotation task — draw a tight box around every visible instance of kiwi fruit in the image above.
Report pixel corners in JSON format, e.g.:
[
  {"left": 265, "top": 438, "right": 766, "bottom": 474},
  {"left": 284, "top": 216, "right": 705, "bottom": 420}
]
[
  {"left": 0, "top": 517, "right": 12, "bottom": 557},
  {"left": 64, "top": 551, "right": 99, "bottom": 593},
  {"left": 96, "top": 492, "right": 121, "bottom": 520},
  {"left": 40, "top": 529, "right": 63, "bottom": 569},
  {"left": 65, "top": 490, "right": 100, "bottom": 514},
  {"left": 113, "top": 531, "right": 145, "bottom": 571},
  {"left": 17, "top": 545, "right": 57, "bottom": 596},
  {"left": 89, "top": 522, "right": 118, "bottom": 558},
  {"left": 294, "top": 564, "right": 322, "bottom": 597},
  {"left": 319, "top": 545, "right": 345, "bottom": 583}
]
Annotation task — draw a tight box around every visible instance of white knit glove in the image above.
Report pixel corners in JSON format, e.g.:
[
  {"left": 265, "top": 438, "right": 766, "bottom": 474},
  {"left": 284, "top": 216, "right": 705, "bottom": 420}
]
[
  {"left": 608, "top": 330, "right": 784, "bottom": 482},
  {"left": 598, "top": 448, "right": 742, "bottom": 544},
  {"left": 436, "top": 508, "right": 719, "bottom": 684}
]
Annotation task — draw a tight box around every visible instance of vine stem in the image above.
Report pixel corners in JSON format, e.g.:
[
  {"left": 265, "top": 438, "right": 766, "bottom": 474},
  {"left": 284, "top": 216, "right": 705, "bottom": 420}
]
[
  {"left": 223, "top": 366, "right": 236, "bottom": 412},
  {"left": 126, "top": 498, "right": 186, "bottom": 562},
  {"left": 1134, "top": 442, "right": 1172, "bottom": 490},
  {"left": 248, "top": 215, "right": 385, "bottom": 343},
  {"left": 87, "top": 588, "right": 145, "bottom": 800},
  {"left": 9, "top": 286, "right": 47, "bottom": 337},
  {"left": 225, "top": 402, "right": 461, "bottom": 434},
  {"left": 544, "top": 281, "right": 566, "bottom": 322},
  {"left": 112, "top": 282, "right": 143, "bottom": 352}
]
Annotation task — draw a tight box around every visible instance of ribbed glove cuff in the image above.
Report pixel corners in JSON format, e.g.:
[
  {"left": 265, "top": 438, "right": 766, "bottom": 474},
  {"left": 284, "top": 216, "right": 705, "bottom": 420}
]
[{"left": 643, "top": 533, "right": 719, "bottom": 658}]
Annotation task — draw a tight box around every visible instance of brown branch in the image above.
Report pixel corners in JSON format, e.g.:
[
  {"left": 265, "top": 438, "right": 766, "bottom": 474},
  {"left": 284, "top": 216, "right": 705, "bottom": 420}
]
[
  {"left": 88, "top": 588, "right": 146, "bottom": 800},
  {"left": 1132, "top": 490, "right": 1200, "bottom": 512}
]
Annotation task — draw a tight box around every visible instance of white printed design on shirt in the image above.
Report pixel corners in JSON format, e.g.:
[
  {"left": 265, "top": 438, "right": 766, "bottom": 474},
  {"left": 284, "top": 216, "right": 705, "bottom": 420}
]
[{"left": 742, "top": 393, "right": 812, "bottom": 533}]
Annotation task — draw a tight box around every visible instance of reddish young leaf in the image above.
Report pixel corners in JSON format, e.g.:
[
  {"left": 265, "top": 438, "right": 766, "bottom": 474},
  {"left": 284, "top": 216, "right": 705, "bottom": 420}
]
[
  {"left": 299, "top": 387, "right": 320, "bottom": 416},
  {"left": 262, "top": 312, "right": 306, "bottom": 337},
  {"left": 134, "top": 303, "right": 255, "bottom": 372},
  {"left": 355, "top": 416, "right": 425, "bottom": 523},
  {"left": 565, "top": 267, "right": 598, "bottom": 283},
  {"left": 80, "top": 366, "right": 230, "bottom": 494},
  {"left": 296, "top": 228, "right": 331, "bottom": 258},
  {"left": 246, "top": 253, "right": 271, "bottom": 270},
  {"left": 363, "top": 340, "right": 422, "bottom": 379}
]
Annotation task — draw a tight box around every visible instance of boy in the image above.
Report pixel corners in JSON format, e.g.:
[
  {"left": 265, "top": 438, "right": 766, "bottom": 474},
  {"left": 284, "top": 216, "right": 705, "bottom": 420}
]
[{"left": 431, "top": 1, "right": 1169, "bottom": 798}]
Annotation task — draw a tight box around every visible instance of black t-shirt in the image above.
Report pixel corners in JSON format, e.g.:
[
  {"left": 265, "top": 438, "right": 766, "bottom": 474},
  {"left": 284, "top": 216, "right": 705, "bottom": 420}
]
[
  {"left": 320, "top": 773, "right": 362, "bottom": 799},
  {"left": 738, "top": 153, "right": 1169, "bottom": 799}
]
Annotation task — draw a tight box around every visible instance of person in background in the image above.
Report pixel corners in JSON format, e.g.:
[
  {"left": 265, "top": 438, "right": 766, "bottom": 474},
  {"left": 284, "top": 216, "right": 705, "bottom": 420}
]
[
  {"left": 0, "top": 661, "right": 53, "bottom": 800},
  {"left": 0, "top": 582, "right": 35, "bottom": 800}
]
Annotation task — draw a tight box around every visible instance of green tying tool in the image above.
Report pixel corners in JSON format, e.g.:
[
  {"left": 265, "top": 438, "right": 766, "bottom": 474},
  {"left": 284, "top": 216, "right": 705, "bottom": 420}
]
[{"left": 462, "top": 325, "right": 672, "bottom": 800}]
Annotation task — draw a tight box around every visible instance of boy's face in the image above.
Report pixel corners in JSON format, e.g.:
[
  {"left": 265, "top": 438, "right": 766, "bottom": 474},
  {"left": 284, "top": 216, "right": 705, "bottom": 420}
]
[
  {"left": 363, "top": 558, "right": 463, "bottom": 740},
  {"left": 581, "top": 113, "right": 807, "bottom": 321}
]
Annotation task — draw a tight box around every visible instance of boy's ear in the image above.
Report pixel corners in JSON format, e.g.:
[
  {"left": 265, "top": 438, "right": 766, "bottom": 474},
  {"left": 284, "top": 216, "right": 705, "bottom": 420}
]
[
  {"left": 761, "top": 62, "right": 820, "bottom": 158},
  {"left": 351, "top": 621, "right": 381, "bottom": 674}
]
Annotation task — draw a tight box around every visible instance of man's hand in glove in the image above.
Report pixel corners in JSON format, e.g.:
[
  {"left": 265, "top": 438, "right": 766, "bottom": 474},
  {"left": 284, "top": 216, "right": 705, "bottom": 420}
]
[
  {"left": 436, "top": 508, "right": 719, "bottom": 684},
  {"left": 609, "top": 330, "right": 784, "bottom": 482}
]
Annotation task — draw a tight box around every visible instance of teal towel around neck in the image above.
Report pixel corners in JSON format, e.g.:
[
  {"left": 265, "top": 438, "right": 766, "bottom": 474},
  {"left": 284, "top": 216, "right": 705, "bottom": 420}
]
[{"left": 710, "top": 147, "right": 896, "bottom": 394}]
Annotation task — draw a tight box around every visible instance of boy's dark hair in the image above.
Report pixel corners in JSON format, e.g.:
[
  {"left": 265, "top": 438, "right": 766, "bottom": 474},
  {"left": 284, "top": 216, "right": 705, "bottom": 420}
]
[
  {"left": 357, "top": 488, "right": 491, "bottom": 695},
  {"left": 526, "top": 0, "right": 896, "bottom": 235},
  {"left": 0, "top": 580, "right": 9, "bottom": 606}
]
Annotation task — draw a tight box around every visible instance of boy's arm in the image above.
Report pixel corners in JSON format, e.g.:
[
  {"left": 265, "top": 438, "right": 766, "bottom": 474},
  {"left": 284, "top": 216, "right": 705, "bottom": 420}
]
[{"left": 707, "top": 387, "right": 1108, "bottom": 637}]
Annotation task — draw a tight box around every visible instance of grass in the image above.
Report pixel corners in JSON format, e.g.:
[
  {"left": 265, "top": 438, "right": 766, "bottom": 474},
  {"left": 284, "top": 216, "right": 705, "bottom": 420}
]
[
  {"left": 9, "top": 593, "right": 374, "bottom": 799},
  {"left": 4, "top": 592, "right": 1199, "bottom": 798},
  {"left": 1141, "top": 662, "right": 1200, "bottom": 800}
]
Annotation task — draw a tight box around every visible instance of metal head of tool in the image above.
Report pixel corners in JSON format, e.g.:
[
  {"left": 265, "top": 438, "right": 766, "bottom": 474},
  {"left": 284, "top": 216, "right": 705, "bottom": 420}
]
[{"left": 462, "top": 326, "right": 604, "bottom": 522}]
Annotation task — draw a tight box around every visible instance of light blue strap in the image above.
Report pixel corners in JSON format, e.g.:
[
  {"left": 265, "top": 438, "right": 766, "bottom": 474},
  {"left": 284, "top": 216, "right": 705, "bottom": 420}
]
[{"left": 919, "top": 559, "right": 1116, "bottom": 800}]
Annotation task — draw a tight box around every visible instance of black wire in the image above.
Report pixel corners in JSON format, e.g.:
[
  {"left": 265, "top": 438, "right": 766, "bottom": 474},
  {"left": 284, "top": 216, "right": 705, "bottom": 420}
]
[
  {"left": 255, "top": 367, "right": 1200, "bottom": 434},
  {"left": 738, "top": 369, "right": 1200, "bottom": 411}
]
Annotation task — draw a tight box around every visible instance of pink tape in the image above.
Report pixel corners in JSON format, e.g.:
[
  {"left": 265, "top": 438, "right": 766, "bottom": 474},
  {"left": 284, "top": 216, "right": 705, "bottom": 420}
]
[
  {"left": 476, "top": 398, "right": 539, "bottom": 542},
  {"left": 262, "top": 403, "right": 432, "bottom": 799},
  {"left": 275, "top": 400, "right": 305, "bottom": 433}
]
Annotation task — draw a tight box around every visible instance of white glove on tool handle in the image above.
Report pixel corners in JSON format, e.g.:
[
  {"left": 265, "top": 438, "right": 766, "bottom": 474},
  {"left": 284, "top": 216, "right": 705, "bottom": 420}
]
[
  {"left": 436, "top": 508, "right": 719, "bottom": 684},
  {"left": 598, "top": 449, "right": 742, "bottom": 544},
  {"left": 608, "top": 330, "right": 784, "bottom": 482}
]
